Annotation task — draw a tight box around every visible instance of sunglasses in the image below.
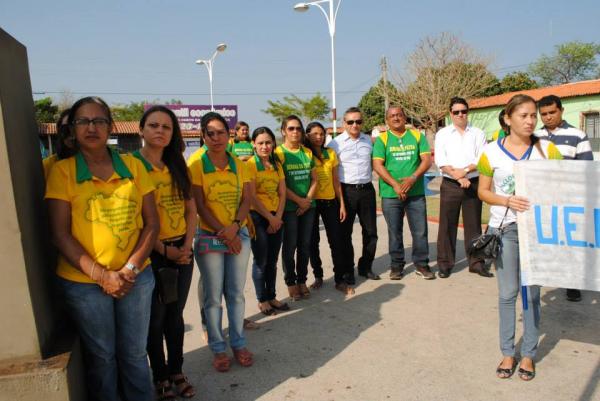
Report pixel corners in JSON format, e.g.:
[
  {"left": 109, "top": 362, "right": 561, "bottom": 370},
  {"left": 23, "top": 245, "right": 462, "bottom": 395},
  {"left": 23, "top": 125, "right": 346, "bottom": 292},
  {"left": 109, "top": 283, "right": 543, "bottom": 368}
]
[
  {"left": 451, "top": 110, "right": 468, "bottom": 116},
  {"left": 286, "top": 126, "right": 303, "bottom": 132},
  {"left": 345, "top": 119, "right": 363, "bottom": 125}
]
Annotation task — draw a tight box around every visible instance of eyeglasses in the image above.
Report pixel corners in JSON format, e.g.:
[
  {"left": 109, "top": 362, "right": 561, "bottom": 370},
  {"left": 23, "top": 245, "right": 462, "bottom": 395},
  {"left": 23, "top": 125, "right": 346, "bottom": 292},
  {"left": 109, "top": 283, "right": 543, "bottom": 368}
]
[
  {"left": 73, "top": 117, "right": 110, "bottom": 129},
  {"left": 345, "top": 119, "right": 363, "bottom": 125},
  {"left": 286, "top": 126, "right": 303, "bottom": 132},
  {"left": 205, "top": 129, "right": 229, "bottom": 139},
  {"left": 451, "top": 110, "right": 468, "bottom": 116}
]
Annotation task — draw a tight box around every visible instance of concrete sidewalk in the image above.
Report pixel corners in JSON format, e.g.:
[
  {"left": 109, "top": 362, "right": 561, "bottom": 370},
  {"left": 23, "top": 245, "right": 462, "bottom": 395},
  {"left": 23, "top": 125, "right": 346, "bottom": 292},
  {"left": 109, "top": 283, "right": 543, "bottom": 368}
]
[{"left": 180, "top": 210, "right": 600, "bottom": 401}]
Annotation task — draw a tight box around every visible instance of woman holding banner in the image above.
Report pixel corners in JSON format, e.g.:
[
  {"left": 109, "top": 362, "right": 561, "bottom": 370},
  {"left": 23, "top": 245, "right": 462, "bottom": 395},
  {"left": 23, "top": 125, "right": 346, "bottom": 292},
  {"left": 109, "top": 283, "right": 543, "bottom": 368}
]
[{"left": 477, "top": 94, "right": 562, "bottom": 381}]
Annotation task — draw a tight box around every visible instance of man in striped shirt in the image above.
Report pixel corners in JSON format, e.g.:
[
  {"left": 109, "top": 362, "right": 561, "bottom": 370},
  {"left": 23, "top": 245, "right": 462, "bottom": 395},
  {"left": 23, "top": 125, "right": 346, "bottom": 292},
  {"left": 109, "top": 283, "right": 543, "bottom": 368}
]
[{"left": 535, "top": 94, "right": 594, "bottom": 302}]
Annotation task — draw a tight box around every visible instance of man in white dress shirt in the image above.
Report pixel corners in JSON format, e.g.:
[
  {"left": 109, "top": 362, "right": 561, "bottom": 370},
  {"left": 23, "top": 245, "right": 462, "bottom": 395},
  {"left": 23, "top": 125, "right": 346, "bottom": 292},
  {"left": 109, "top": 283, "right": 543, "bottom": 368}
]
[
  {"left": 434, "top": 97, "right": 490, "bottom": 278},
  {"left": 328, "top": 107, "right": 380, "bottom": 286}
]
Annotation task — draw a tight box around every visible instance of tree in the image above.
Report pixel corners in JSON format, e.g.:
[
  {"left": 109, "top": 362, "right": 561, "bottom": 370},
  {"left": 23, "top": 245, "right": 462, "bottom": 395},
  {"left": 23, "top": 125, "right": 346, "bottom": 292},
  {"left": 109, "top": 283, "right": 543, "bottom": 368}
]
[
  {"left": 34, "top": 97, "right": 59, "bottom": 123},
  {"left": 358, "top": 79, "right": 400, "bottom": 132},
  {"left": 498, "top": 72, "right": 538, "bottom": 93},
  {"left": 528, "top": 41, "right": 600, "bottom": 86},
  {"left": 111, "top": 101, "right": 146, "bottom": 121},
  {"left": 389, "top": 32, "right": 498, "bottom": 132},
  {"left": 262, "top": 93, "right": 329, "bottom": 125}
]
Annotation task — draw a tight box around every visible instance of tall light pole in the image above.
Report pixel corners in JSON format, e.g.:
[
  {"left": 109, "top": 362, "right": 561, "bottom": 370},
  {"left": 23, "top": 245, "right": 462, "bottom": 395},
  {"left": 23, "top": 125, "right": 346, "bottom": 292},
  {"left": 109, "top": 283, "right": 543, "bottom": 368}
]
[
  {"left": 294, "top": 0, "right": 341, "bottom": 135},
  {"left": 195, "top": 43, "right": 227, "bottom": 111}
]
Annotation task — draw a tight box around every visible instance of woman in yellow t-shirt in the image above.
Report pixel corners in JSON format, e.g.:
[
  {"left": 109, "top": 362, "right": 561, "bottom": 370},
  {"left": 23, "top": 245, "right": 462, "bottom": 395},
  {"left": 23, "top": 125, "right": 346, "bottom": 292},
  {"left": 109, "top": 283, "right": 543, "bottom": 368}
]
[
  {"left": 304, "top": 122, "right": 351, "bottom": 294},
  {"left": 247, "top": 126, "right": 289, "bottom": 316},
  {"left": 45, "top": 96, "right": 159, "bottom": 400},
  {"left": 134, "top": 106, "right": 197, "bottom": 399},
  {"left": 189, "top": 112, "right": 254, "bottom": 372}
]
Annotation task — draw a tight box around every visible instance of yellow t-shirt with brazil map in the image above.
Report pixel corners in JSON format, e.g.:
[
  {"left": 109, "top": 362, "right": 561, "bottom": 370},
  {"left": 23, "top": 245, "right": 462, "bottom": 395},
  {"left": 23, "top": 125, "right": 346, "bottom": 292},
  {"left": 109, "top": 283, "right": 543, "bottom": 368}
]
[
  {"left": 313, "top": 148, "right": 339, "bottom": 200},
  {"left": 132, "top": 151, "right": 187, "bottom": 240},
  {"left": 246, "top": 155, "right": 284, "bottom": 212},
  {"left": 189, "top": 152, "right": 250, "bottom": 232},
  {"left": 45, "top": 149, "right": 155, "bottom": 283}
]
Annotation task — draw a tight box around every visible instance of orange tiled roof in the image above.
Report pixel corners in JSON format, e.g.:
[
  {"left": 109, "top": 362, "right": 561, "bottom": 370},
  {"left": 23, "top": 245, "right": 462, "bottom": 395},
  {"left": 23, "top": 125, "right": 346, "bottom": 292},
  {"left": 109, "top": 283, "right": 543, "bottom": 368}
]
[
  {"left": 469, "top": 79, "right": 600, "bottom": 109},
  {"left": 39, "top": 121, "right": 202, "bottom": 138}
]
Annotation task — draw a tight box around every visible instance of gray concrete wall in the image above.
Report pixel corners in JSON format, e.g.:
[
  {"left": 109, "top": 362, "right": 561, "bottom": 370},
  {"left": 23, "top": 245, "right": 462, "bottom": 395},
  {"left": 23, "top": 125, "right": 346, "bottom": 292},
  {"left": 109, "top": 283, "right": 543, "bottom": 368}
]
[{"left": 0, "top": 27, "right": 61, "bottom": 360}]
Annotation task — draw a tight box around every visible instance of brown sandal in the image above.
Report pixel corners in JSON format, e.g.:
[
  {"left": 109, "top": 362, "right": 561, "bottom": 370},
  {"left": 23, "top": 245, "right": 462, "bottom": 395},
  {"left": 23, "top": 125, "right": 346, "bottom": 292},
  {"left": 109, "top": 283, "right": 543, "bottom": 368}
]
[
  {"left": 233, "top": 347, "right": 254, "bottom": 367},
  {"left": 298, "top": 283, "right": 310, "bottom": 299},
  {"left": 155, "top": 380, "right": 176, "bottom": 401},
  {"left": 288, "top": 285, "right": 301, "bottom": 301},
  {"left": 212, "top": 352, "right": 231, "bottom": 372},
  {"left": 170, "top": 374, "right": 196, "bottom": 398}
]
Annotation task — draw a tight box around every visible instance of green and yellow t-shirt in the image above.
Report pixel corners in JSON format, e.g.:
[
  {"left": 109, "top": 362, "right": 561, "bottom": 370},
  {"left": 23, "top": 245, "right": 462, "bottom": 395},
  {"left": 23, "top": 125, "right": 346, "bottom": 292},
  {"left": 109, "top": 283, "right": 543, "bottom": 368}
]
[
  {"left": 228, "top": 140, "right": 254, "bottom": 159},
  {"left": 189, "top": 152, "right": 249, "bottom": 231},
  {"left": 45, "top": 149, "right": 155, "bottom": 283},
  {"left": 43, "top": 154, "right": 59, "bottom": 179},
  {"left": 132, "top": 151, "right": 187, "bottom": 240},
  {"left": 246, "top": 155, "right": 284, "bottom": 212},
  {"left": 274, "top": 144, "right": 315, "bottom": 211},
  {"left": 313, "top": 148, "right": 339, "bottom": 200},
  {"left": 372, "top": 129, "right": 431, "bottom": 198},
  {"left": 187, "top": 145, "right": 208, "bottom": 166}
]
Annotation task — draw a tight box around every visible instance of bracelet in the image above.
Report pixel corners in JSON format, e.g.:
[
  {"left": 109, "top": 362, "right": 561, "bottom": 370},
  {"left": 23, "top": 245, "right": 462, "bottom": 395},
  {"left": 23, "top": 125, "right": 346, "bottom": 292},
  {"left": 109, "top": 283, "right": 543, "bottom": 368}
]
[{"left": 90, "top": 260, "right": 97, "bottom": 281}]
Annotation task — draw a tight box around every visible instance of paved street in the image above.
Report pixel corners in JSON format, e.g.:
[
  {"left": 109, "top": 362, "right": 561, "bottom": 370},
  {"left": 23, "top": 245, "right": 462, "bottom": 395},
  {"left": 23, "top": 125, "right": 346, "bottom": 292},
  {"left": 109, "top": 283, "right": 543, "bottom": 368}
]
[{"left": 180, "top": 203, "right": 600, "bottom": 401}]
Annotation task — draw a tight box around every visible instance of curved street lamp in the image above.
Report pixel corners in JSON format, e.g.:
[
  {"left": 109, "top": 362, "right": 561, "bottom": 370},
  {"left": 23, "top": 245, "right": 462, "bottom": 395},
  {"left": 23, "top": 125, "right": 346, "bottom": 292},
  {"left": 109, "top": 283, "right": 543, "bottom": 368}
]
[
  {"left": 195, "top": 43, "right": 227, "bottom": 111},
  {"left": 294, "top": 0, "right": 341, "bottom": 135}
]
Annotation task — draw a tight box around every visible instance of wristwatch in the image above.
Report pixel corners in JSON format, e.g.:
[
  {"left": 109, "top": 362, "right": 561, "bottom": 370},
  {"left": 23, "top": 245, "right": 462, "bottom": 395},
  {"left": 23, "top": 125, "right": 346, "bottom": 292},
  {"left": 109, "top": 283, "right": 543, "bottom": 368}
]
[
  {"left": 125, "top": 262, "right": 140, "bottom": 275},
  {"left": 410, "top": 174, "right": 417, "bottom": 180}
]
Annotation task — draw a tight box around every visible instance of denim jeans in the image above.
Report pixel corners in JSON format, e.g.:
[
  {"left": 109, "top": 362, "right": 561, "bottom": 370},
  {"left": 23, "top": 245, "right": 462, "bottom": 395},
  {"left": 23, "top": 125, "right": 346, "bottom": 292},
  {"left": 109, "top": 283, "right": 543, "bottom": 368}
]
[
  {"left": 59, "top": 267, "right": 155, "bottom": 401},
  {"left": 381, "top": 195, "right": 429, "bottom": 269},
  {"left": 196, "top": 227, "right": 251, "bottom": 354},
  {"left": 310, "top": 199, "right": 345, "bottom": 283},
  {"left": 282, "top": 208, "right": 316, "bottom": 286},
  {"left": 147, "top": 238, "right": 194, "bottom": 382},
  {"left": 490, "top": 223, "right": 540, "bottom": 358},
  {"left": 250, "top": 211, "right": 283, "bottom": 302}
]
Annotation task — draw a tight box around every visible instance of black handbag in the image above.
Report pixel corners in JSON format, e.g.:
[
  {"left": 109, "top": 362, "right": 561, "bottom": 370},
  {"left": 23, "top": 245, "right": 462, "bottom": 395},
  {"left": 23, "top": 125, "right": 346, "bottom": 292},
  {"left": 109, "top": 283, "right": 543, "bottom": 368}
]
[{"left": 467, "top": 208, "right": 509, "bottom": 260}]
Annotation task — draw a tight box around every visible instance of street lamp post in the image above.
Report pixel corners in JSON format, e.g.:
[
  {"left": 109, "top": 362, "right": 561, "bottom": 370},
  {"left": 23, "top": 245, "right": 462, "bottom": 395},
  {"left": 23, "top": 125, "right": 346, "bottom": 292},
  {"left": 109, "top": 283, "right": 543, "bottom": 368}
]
[
  {"left": 195, "top": 43, "right": 227, "bottom": 111},
  {"left": 294, "top": 0, "right": 341, "bottom": 136}
]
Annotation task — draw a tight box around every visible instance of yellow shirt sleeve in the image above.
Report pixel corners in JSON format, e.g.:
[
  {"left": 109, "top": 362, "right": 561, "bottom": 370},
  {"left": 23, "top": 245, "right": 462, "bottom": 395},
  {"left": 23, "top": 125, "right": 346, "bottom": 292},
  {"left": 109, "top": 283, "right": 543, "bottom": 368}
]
[
  {"left": 189, "top": 159, "right": 203, "bottom": 187},
  {"left": 45, "top": 159, "right": 71, "bottom": 201}
]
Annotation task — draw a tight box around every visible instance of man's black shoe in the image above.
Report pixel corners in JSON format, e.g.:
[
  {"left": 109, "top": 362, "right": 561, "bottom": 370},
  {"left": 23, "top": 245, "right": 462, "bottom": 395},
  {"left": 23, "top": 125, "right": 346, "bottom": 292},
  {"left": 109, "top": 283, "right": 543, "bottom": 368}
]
[
  {"left": 344, "top": 273, "right": 356, "bottom": 285},
  {"left": 358, "top": 270, "right": 381, "bottom": 280},
  {"left": 389, "top": 267, "right": 404, "bottom": 280},
  {"left": 438, "top": 269, "right": 451, "bottom": 279},
  {"left": 469, "top": 266, "right": 494, "bottom": 278},
  {"left": 566, "top": 288, "right": 582, "bottom": 302}
]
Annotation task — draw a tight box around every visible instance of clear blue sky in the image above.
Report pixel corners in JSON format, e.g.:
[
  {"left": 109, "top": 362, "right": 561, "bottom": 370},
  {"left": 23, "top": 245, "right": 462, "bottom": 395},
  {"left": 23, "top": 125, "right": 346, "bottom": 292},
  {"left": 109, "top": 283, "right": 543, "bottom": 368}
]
[{"left": 1, "top": 0, "right": 599, "bottom": 130}]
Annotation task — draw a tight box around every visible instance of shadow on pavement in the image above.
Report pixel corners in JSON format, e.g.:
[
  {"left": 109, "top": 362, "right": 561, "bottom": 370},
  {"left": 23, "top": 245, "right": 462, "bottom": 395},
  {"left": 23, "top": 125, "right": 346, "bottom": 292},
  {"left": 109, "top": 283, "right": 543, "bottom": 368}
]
[{"left": 183, "top": 282, "right": 403, "bottom": 401}]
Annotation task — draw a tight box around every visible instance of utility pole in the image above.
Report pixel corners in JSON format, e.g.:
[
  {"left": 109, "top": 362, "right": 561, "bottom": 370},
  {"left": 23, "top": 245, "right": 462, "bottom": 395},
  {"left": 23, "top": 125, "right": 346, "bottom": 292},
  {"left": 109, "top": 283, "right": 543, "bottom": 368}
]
[{"left": 380, "top": 56, "right": 389, "bottom": 112}]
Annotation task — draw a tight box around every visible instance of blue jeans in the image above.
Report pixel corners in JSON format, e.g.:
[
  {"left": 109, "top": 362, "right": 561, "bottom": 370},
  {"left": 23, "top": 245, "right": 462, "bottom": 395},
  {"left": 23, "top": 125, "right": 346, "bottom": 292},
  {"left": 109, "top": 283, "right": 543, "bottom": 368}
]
[
  {"left": 381, "top": 196, "right": 429, "bottom": 269},
  {"left": 282, "top": 208, "right": 316, "bottom": 286},
  {"left": 59, "top": 267, "right": 155, "bottom": 401},
  {"left": 490, "top": 223, "right": 540, "bottom": 358},
  {"left": 196, "top": 227, "right": 251, "bottom": 353},
  {"left": 250, "top": 211, "right": 283, "bottom": 302}
]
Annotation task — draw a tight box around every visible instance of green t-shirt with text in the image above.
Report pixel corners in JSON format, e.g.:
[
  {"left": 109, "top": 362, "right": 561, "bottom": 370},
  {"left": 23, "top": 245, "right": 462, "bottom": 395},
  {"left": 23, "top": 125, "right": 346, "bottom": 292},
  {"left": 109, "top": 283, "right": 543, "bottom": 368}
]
[
  {"left": 372, "top": 129, "right": 431, "bottom": 198},
  {"left": 274, "top": 144, "right": 315, "bottom": 211},
  {"left": 228, "top": 140, "right": 254, "bottom": 158}
]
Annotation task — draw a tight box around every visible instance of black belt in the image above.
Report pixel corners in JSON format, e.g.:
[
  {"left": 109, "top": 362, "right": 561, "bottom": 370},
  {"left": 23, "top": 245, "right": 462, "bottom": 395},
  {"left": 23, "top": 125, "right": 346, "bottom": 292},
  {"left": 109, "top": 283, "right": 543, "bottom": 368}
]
[{"left": 342, "top": 182, "right": 372, "bottom": 190}]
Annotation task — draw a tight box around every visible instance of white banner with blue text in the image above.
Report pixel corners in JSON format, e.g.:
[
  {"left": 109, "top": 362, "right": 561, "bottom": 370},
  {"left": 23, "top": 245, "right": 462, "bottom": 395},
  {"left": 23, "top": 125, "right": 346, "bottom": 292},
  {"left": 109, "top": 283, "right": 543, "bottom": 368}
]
[{"left": 515, "top": 160, "right": 600, "bottom": 291}]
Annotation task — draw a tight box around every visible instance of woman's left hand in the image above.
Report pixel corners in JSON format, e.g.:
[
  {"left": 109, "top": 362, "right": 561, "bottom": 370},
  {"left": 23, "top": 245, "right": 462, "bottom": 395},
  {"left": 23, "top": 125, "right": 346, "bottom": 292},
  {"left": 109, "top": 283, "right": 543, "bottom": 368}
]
[
  {"left": 175, "top": 247, "right": 193, "bottom": 264},
  {"left": 218, "top": 224, "right": 239, "bottom": 242},
  {"left": 339, "top": 204, "right": 347, "bottom": 222},
  {"left": 224, "top": 235, "right": 242, "bottom": 254}
]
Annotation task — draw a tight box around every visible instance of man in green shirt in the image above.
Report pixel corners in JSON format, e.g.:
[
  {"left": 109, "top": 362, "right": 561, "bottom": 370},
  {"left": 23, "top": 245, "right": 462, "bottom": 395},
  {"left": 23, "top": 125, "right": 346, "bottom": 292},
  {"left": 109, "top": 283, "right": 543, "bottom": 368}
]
[{"left": 373, "top": 106, "right": 434, "bottom": 280}]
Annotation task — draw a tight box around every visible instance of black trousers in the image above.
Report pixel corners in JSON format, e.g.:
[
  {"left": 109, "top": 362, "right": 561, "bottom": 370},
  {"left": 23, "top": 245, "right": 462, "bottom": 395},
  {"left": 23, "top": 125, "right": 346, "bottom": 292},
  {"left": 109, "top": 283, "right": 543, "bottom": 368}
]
[
  {"left": 309, "top": 199, "right": 345, "bottom": 284},
  {"left": 147, "top": 237, "right": 194, "bottom": 382},
  {"left": 436, "top": 177, "right": 484, "bottom": 271},
  {"left": 340, "top": 183, "right": 378, "bottom": 274}
]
